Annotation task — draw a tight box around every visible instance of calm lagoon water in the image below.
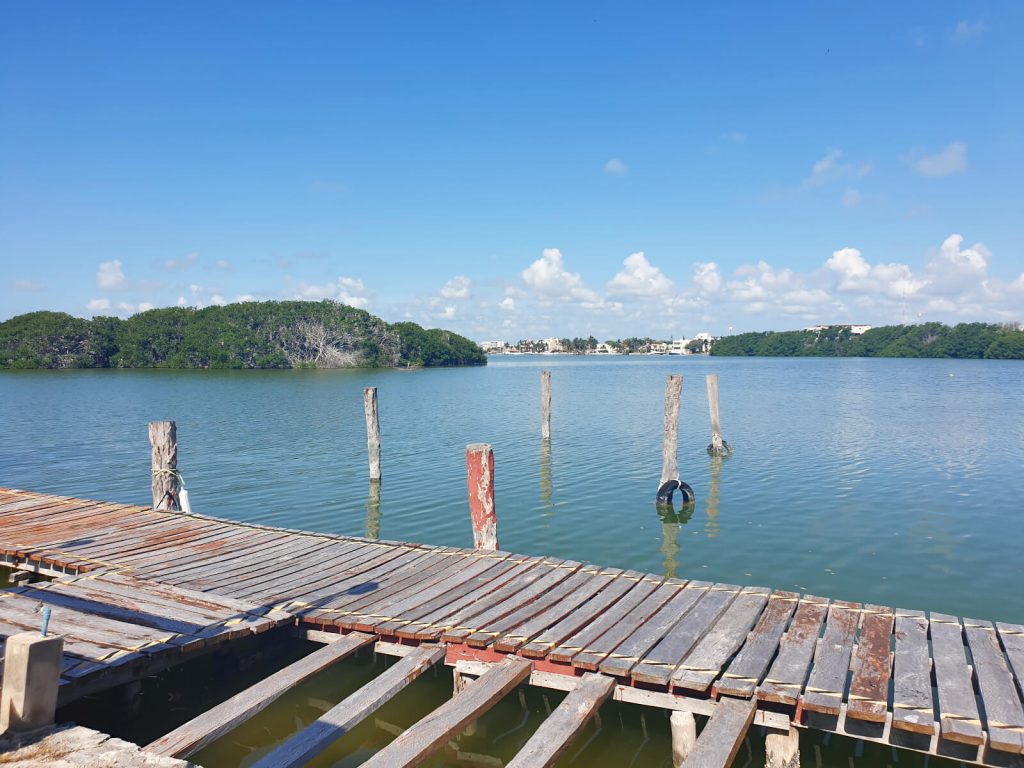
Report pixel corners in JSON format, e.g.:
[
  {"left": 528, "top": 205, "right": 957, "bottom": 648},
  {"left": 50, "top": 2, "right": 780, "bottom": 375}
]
[{"left": 2, "top": 355, "right": 1022, "bottom": 767}]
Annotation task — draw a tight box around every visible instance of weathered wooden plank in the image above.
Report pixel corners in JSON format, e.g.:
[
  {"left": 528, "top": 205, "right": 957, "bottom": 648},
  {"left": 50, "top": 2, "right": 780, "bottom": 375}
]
[
  {"left": 548, "top": 574, "right": 661, "bottom": 665},
  {"left": 668, "top": 586, "right": 770, "bottom": 692},
  {"left": 441, "top": 560, "right": 579, "bottom": 644},
  {"left": 359, "top": 656, "right": 532, "bottom": 768},
  {"left": 847, "top": 604, "right": 894, "bottom": 723},
  {"left": 758, "top": 596, "right": 829, "bottom": 705},
  {"left": 930, "top": 612, "right": 984, "bottom": 746},
  {"left": 598, "top": 580, "right": 710, "bottom": 679},
  {"left": 248, "top": 645, "right": 446, "bottom": 768},
  {"left": 964, "top": 618, "right": 1024, "bottom": 753},
  {"left": 354, "top": 552, "right": 514, "bottom": 634},
  {"left": 679, "top": 696, "right": 757, "bottom": 768},
  {"left": 891, "top": 608, "right": 934, "bottom": 735},
  {"left": 504, "top": 673, "right": 614, "bottom": 768},
  {"left": 493, "top": 568, "right": 622, "bottom": 654},
  {"left": 464, "top": 566, "right": 596, "bottom": 649},
  {"left": 519, "top": 568, "right": 637, "bottom": 659},
  {"left": 390, "top": 556, "right": 536, "bottom": 640},
  {"left": 146, "top": 632, "right": 373, "bottom": 757},
  {"left": 574, "top": 577, "right": 682, "bottom": 672},
  {"left": 998, "top": 622, "right": 1024, "bottom": 700},
  {"left": 717, "top": 590, "right": 798, "bottom": 698},
  {"left": 802, "top": 600, "right": 861, "bottom": 715}
]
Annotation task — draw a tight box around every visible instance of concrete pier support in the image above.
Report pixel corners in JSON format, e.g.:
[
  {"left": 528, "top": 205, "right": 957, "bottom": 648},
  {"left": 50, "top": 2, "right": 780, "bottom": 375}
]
[{"left": 0, "top": 632, "right": 64, "bottom": 734}]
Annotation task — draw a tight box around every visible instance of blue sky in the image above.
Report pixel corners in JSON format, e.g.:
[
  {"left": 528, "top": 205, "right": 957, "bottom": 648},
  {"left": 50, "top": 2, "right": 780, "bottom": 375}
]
[{"left": 2, "top": 2, "right": 1022, "bottom": 340}]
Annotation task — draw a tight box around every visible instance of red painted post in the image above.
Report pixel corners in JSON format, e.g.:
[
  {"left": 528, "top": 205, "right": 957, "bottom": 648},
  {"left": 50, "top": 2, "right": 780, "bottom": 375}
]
[{"left": 466, "top": 443, "right": 497, "bottom": 551}]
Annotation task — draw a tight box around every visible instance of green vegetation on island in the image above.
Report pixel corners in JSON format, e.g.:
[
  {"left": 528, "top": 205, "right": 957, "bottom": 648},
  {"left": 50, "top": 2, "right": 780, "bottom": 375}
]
[
  {"left": 0, "top": 301, "right": 487, "bottom": 369},
  {"left": 710, "top": 322, "right": 1024, "bottom": 359}
]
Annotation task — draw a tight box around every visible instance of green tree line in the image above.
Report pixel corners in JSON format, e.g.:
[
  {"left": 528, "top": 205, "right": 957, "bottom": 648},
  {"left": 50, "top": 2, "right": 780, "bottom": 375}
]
[
  {"left": 710, "top": 322, "right": 1024, "bottom": 359},
  {"left": 0, "top": 301, "right": 487, "bottom": 369}
]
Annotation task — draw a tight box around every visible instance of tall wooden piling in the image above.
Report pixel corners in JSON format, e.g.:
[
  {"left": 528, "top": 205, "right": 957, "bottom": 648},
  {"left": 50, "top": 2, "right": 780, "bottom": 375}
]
[
  {"left": 706, "top": 374, "right": 730, "bottom": 455},
  {"left": 363, "top": 387, "right": 381, "bottom": 482},
  {"left": 670, "top": 710, "right": 696, "bottom": 766},
  {"left": 765, "top": 725, "right": 800, "bottom": 768},
  {"left": 541, "top": 370, "right": 552, "bottom": 440},
  {"left": 149, "top": 420, "right": 178, "bottom": 510},
  {"left": 660, "top": 375, "right": 682, "bottom": 485},
  {"left": 466, "top": 443, "right": 497, "bottom": 551}
]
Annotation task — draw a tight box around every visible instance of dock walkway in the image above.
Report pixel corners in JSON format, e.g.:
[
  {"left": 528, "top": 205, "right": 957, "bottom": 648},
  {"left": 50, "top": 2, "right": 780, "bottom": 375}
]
[{"left": 2, "top": 487, "right": 1024, "bottom": 767}]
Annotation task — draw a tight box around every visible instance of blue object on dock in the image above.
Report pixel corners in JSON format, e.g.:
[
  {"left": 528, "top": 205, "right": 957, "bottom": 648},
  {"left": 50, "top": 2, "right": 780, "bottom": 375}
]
[{"left": 41, "top": 606, "right": 51, "bottom": 637}]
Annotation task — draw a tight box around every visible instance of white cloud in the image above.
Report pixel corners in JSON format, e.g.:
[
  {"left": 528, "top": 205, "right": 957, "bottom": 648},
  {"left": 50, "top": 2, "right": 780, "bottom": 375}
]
[
  {"left": 953, "top": 19, "right": 986, "bottom": 44},
  {"left": 12, "top": 279, "right": 46, "bottom": 292},
  {"left": 606, "top": 252, "right": 674, "bottom": 298},
  {"left": 162, "top": 252, "right": 200, "bottom": 271},
  {"left": 841, "top": 189, "right": 863, "bottom": 209},
  {"left": 931, "top": 233, "right": 989, "bottom": 274},
  {"left": 114, "top": 301, "right": 154, "bottom": 315},
  {"left": 604, "top": 159, "right": 629, "bottom": 176},
  {"left": 215, "top": 259, "right": 234, "bottom": 271},
  {"left": 234, "top": 294, "right": 256, "bottom": 303},
  {"left": 499, "top": 297, "right": 515, "bottom": 310},
  {"left": 825, "top": 247, "right": 926, "bottom": 297},
  {"left": 804, "top": 149, "right": 871, "bottom": 187},
  {"left": 439, "top": 306, "right": 456, "bottom": 320},
  {"left": 521, "top": 248, "right": 599, "bottom": 303},
  {"left": 440, "top": 276, "right": 472, "bottom": 299},
  {"left": 913, "top": 142, "right": 967, "bottom": 177},
  {"left": 210, "top": 295, "right": 226, "bottom": 306},
  {"left": 693, "top": 262, "right": 722, "bottom": 293},
  {"left": 97, "top": 259, "right": 125, "bottom": 289},
  {"left": 290, "top": 276, "right": 369, "bottom": 308},
  {"left": 728, "top": 262, "right": 794, "bottom": 301},
  {"left": 86, "top": 298, "right": 111, "bottom": 313},
  {"left": 176, "top": 296, "right": 188, "bottom": 307}
]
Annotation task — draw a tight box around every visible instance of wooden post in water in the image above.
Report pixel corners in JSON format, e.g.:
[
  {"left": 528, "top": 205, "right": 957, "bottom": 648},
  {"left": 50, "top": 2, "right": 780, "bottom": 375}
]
[
  {"left": 670, "top": 710, "right": 696, "bottom": 766},
  {"left": 149, "top": 420, "right": 179, "bottom": 510},
  {"left": 765, "top": 725, "right": 800, "bottom": 768},
  {"left": 705, "top": 374, "right": 731, "bottom": 456},
  {"left": 541, "top": 370, "right": 552, "bottom": 440},
  {"left": 660, "top": 375, "right": 682, "bottom": 486},
  {"left": 466, "top": 443, "right": 497, "bottom": 551},
  {"left": 363, "top": 387, "right": 381, "bottom": 482}
]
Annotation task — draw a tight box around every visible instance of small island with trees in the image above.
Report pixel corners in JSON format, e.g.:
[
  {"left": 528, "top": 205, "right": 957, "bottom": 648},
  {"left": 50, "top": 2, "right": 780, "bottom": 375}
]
[{"left": 0, "top": 300, "right": 487, "bottom": 369}]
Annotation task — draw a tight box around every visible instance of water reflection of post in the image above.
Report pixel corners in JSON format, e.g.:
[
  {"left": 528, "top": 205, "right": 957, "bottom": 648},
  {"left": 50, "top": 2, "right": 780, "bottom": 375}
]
[
  {"left": 658, "top": 503, "right": 694, "bottom": 579},
  {"left": 365, "top": 482, "right": 382, "bottom": 540},
  {"left": 705, "top": 456, "right": 722, "bottom": 539},
  {"left": 540, "top": 439, "right": 553, "bottom": 519}
]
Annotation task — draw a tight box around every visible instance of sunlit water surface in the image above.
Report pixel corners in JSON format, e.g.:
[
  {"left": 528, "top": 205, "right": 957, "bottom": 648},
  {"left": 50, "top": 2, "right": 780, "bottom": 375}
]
[{"left": 2, "top": 356, "right": 1021, "bottom": 767}]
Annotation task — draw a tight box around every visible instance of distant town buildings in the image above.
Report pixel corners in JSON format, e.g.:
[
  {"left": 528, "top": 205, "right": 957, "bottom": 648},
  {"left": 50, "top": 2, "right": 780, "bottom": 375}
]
[
  {"left": 805, "top": 324, "right": 873, "bottom": 335},
  {"left": 480, "top": 334, "right": 717, "bottom": 355}
]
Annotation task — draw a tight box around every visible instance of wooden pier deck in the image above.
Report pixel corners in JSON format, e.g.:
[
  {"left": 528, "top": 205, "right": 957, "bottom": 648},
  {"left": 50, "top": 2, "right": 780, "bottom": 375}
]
[{"left": 3, "top": 486, "right": 1024, "bottom": 767}]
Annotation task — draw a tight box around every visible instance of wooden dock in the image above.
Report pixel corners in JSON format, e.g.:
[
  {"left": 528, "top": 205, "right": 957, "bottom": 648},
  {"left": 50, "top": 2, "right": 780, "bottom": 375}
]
[{"left": 3, "top": 486, "right": 1024, "bottom": 768}]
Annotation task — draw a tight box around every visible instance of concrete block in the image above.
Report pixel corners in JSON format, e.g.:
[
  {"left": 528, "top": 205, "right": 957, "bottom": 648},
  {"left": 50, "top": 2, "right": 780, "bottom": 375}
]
[{"left": 0, "top": 632, "right": 64, "bottom": 734}]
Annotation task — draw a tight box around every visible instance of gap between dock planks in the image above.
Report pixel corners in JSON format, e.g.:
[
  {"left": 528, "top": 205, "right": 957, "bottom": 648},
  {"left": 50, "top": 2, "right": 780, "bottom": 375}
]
[
  {"left": 250, "top": 645, "right": 446, "bottom": 768},
  {"left": 359, "top": 656, "right": 532, "bottom": 768},
  {"left": 146, "top": 632, "right": 374, "bottom": 758}
]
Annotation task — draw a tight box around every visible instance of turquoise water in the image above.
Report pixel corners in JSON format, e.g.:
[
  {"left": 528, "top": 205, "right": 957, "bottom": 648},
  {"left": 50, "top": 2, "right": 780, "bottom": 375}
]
[{"left": 2, "top": 355, "right": 1022, "bottom": 766}]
